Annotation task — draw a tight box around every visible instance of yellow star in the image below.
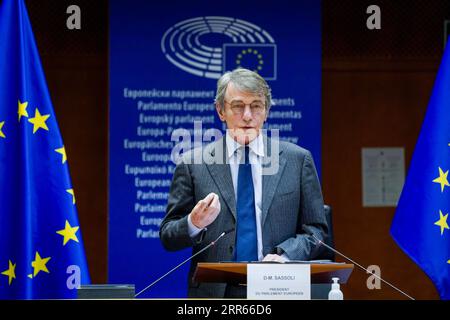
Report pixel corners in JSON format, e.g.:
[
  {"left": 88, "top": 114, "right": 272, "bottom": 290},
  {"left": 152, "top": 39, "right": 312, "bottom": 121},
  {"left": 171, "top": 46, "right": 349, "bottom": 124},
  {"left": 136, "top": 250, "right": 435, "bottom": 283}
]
[
  {"left": 18, "top": 100, "right": 28, "bottom": 122},
  {"left": 66, "top": 189, "right": 75, "bottom": 204},
  {"left": 1, "top": 260, "right": 16, "bottom": 285},
  {"left": 31, "top": 251, "right": 51, "bottom": 277},
  {"left": 432, "top": 167, "right": 450, "bottom": 192},
  {"left": 56, "top": 220, "right": 80, "bottom": 246},
  {"left": 0, "top": 121, "right": 5, "bottom": 139},
  {"left": 28, "top": 108, "right": 50, "bottom": 134},
  {"left": 55, "top": 146, "right": 67, "bottom": 164},
  {"left": 434, "top": 210, "right": 450, "bottom": 235}
]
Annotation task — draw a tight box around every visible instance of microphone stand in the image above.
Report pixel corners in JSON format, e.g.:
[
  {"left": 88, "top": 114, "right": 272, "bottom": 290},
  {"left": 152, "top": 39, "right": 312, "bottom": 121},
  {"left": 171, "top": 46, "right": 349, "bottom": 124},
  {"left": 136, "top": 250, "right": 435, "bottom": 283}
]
[
  {"left": 312, "top": 234, "right": 415, "bottom": 300},
  {"left": 135, "top": 229, "right": 233, "bottom": 298}
]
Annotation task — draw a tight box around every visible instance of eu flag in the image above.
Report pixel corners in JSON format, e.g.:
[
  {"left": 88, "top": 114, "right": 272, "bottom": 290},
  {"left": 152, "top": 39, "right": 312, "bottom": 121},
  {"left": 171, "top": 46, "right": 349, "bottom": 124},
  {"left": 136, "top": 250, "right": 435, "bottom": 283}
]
[
  {"left": 223, "top": 44, "right": 277, "bottom": 80},
  {"left": 0, "top": 0, "right": 90, "bottom": 298},
  {"left": 390, "top": 41, "right": 450, "bottom": 300}
]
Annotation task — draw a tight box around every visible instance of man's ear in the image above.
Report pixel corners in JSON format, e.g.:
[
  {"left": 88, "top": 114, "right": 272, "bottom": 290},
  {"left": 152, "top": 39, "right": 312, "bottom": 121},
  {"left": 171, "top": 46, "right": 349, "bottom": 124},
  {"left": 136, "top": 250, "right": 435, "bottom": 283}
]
[{"left": 215, "top": 103, "right": 225, "bottom": 121}]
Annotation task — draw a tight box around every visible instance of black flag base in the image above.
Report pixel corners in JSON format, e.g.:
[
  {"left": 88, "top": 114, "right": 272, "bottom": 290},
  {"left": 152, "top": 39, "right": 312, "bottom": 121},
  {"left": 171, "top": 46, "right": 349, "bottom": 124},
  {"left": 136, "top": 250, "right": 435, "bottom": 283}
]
[{"left": 77, "top": 284, "right": 135, "bottom": 299}]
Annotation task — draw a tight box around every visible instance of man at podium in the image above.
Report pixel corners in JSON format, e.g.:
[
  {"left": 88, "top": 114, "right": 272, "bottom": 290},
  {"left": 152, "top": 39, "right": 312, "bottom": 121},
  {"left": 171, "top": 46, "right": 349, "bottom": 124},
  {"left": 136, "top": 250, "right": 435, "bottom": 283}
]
[{"left": 160, "top": 68, "right": 328, "bottom": 298}]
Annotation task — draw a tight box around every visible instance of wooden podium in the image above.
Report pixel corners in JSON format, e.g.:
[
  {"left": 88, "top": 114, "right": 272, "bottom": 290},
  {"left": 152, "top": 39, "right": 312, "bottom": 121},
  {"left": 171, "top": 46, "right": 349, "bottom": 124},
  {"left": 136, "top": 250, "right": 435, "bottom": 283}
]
[{"left": 193, "top": 262, "right": 354, "bottom": 285}]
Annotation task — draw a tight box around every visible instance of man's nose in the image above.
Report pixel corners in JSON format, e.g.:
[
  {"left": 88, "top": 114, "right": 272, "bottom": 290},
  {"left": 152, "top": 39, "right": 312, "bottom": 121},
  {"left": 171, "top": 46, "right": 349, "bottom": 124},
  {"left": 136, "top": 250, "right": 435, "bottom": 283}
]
[{"left": 242, "top": 106, "right": 253, "bottom": 120}]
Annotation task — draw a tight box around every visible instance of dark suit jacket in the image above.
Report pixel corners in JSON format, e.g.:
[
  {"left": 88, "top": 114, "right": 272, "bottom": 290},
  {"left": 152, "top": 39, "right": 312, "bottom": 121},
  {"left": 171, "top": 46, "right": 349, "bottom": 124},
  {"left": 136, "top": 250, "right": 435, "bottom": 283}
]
[{"left": 160, "top": 135, "right": 328, "bottom": 298}]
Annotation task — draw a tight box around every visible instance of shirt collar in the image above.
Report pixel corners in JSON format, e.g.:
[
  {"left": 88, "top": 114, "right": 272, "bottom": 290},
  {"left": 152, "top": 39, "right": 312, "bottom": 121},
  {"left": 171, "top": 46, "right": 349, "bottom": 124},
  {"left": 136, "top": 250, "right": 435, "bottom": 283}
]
[{"left": 226, "top": 130, "right": 265, "bottom": 159}]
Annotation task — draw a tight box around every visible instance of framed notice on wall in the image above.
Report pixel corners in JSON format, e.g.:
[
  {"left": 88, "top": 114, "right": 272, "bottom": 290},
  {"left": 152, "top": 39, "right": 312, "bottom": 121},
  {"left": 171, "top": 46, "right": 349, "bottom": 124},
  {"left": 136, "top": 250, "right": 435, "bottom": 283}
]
[{"left": 362, "top": 148, "right": 405, "bottom": 207}]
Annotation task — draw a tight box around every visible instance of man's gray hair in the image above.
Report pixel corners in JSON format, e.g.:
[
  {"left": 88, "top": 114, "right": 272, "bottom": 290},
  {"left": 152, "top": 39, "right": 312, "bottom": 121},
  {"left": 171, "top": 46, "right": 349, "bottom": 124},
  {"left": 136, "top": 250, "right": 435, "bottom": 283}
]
[{"left": 215, "top": 68, "right": 272, "bottom": 111}]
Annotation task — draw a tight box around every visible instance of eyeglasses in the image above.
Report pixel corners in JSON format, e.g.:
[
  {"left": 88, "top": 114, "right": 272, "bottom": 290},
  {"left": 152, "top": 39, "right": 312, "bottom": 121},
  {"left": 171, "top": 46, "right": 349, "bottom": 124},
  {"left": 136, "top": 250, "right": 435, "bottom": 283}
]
[{"left": 224, "top": 100, "right": 266, "bottom": 116}]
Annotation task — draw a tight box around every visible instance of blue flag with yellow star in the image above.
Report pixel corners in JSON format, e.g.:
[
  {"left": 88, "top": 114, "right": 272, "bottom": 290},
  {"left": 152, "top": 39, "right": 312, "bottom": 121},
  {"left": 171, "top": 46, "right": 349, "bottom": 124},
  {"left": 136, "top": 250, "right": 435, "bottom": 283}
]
[
  {"left": 391, "top": 40, "right": 450, "bottom": 300},
  {"left": 0, "top": 0, "right": 90, "bottom": 299}
]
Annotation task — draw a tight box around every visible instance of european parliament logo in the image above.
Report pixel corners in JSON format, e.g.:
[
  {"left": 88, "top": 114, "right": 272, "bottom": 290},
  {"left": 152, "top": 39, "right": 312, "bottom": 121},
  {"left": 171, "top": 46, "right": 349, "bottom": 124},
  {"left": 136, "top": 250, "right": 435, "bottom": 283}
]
[{"left": 161, "top": 16, "right": 277, "bottom": 80}]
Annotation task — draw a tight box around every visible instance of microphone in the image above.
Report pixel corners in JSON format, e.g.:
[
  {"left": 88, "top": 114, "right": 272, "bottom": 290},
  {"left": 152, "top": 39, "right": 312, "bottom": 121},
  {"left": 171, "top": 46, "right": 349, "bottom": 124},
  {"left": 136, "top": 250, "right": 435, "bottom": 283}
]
[
  {"left": 135, "top": 228, "right": 235, "bottom": 298},
  {"left": 312, "top": 234, "right": 415, "bottom": 300}
]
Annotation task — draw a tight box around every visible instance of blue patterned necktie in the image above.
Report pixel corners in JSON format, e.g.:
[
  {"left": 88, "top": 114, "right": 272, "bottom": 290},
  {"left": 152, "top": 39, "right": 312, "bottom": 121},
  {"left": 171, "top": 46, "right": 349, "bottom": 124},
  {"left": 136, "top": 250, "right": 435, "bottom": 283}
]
[{"left": 235, "top": 146, "right": 258, "bottom": 261}]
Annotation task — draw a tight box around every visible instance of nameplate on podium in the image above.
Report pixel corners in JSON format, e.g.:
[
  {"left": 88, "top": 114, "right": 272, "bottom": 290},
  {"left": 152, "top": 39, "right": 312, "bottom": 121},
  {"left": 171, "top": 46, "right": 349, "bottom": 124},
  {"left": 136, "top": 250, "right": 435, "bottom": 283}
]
[{"left": 247, "top": 264, "right": 311, "bottom": 300}]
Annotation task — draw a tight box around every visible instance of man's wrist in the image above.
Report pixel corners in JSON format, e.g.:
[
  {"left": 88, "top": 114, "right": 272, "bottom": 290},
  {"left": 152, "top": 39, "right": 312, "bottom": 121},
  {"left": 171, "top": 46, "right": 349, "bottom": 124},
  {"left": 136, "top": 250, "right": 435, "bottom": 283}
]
[{"left": 187, "top": 214, "right": 203, "bottom": 238}]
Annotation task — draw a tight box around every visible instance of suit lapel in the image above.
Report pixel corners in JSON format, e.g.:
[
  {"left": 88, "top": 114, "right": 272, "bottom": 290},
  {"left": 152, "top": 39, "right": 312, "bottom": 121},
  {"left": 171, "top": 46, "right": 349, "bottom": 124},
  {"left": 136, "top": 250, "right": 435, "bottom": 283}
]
[
  {"left": 261, "top": 137, "right": 286, "bottom": 227},
  {"left": 205, "top": 137, "right": 237, "bottom": 220},
  {"left": 204, "top": 135, "right": 286, "bottom": 225}
]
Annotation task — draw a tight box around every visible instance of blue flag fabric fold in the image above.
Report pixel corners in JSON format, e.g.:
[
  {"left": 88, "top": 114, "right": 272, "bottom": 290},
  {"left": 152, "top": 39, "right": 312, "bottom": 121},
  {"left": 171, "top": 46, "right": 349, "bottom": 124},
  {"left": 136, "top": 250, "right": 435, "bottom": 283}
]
[
  {"left": 0, "top": 0, "right": 90, "bottom": 299},
  {"left": 391, "top": 40, "right": 450, "bottom": 300}
]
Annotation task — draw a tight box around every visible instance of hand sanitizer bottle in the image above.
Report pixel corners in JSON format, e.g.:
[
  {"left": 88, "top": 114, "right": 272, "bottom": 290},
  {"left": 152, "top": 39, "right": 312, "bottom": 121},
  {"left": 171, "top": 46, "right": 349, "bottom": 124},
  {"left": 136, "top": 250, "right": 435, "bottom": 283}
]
[{"left": 328, "top": 277, "right": 344, "bottom": 300}]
